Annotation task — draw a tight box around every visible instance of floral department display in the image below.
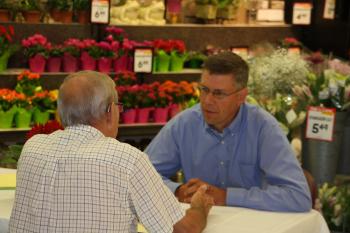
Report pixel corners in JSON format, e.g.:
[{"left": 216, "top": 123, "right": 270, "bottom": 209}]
[
  {"left": 0, "top": 24, "right": 17, "bottom": 71},
  {"left": 316, "top": 183, "right": 350, "bottom": 233},
  {"left": 0, "top": 70, "right": 57, "bottom": 129},
  {"left": 116, "top": 71, "right": 198, "bottom": 123}
]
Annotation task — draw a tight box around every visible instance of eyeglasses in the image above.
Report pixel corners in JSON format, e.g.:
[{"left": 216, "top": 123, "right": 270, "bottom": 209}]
[
  {"left": 107, "top": 102, "right": 124, "bottom": 113},
  {"left": 198, "top": 84, "right": 242, "bottom": 100}
]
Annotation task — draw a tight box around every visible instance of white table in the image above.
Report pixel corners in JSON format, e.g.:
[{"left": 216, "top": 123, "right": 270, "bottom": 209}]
[{"left": 0, "top": 168, "right": 329, "bottom": 233}]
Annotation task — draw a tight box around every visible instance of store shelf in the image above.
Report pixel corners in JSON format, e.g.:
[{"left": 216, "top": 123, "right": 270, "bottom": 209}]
[
  {"left": 0, "top": 123, "right": 165, "bottom": 144},
  {"left": 0, "top": 69, "right": 201, "bottom": 89}
]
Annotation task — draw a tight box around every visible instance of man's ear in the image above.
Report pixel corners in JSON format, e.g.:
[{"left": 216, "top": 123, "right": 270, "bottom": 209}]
[
  {"left": 105, "top": 104, "right": 113, "bottom": 123},
  {"left": 238, "top": 88, "right": 248, "bottom": 104}
]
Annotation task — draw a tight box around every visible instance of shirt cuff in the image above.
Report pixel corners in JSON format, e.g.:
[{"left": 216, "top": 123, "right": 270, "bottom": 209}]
[
  {"left": 164, "top": 179, "right": 182, "bottom": 194},
  {"left": 226, "top": 187, "right": 247, "bottom": 206}
]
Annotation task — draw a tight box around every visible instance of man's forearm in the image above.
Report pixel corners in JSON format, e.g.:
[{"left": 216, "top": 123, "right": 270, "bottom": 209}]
[{"left": 173, "top": 207, "right": 207, "bottom": 233}]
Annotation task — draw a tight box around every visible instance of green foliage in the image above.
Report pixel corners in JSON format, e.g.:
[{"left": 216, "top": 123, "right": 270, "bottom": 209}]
[
  {"left": 0, "top": 144, "right": 23, "bottom": 168},
  {"left": 48, "top": 0, "right": 73, "bottom": 11},
  {"left": 73, "top": 0, "right": 90, "bottom": 11},
  {"left": 195, "top": 0, "right": 219, "bottom": 6},
  {"left": 0, "top": 0, "right": 10, "bottom": 9},
  {"left": 18, "top": 0, "right": 41, "bottom": 11},
  {"left": 317, "top": 183, "right": 350, "bottom": 232}
]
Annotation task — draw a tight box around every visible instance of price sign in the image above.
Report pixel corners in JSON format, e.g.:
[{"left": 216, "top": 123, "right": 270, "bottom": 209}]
[
  {"left": 133, "top": 48, "right": 153, "bottom": 73},
  {"left": 306, "top": 106, "right": 336, "bottom": 141},
  {"left": 91, "top": 0, "right": 110, "bottom": 24},
  {"left": 323, "top": 0, "right": 335, "bottom": 19},
  {"left": 293, "top": 3, "right": 312, "bottom": 25}
]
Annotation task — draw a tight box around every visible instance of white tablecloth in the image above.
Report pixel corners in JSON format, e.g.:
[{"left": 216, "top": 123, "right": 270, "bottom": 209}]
[{"left": 0, "top": 168, "right": 329, "bottom": 233}]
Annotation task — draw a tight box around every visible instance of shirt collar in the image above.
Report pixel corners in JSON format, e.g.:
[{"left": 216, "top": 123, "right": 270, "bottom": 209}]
[{"left": 64, "top": 124, "right": 105, "bottom": 140}]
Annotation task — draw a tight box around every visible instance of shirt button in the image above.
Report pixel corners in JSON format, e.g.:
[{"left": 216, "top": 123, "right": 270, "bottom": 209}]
[
  {"left": 220, "top": 161, "right": 224, "bottom": 165},
  {"left": 221, "top": 182, "right": 225, "bottom": 185},
  {"left": 231, "top": 133, "right": 234, "bottom": 136},
  {"left": 221, "top": 140, "right": 225, "bottom": 144}
]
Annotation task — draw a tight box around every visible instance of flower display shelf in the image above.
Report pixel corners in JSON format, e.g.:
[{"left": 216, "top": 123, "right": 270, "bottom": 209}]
[
  {"left": 0, "top": 123, "right": 166, "bottom": 144},
  {"left": 0, "top": 69, "right": 202, "bottom": 90}
]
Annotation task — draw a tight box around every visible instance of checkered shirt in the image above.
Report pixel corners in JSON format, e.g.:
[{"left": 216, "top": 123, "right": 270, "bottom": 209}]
[{"left": 9, "top": 125, "right": 184, "bottom": 233}]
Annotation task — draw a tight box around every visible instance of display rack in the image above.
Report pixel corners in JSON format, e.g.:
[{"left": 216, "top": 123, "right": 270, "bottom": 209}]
[
  {"left": 0, "top": 22, "right": 296, "bottom": 144},
  {"left": 0, "top": 123, "right": 165, "bottom": 144}
]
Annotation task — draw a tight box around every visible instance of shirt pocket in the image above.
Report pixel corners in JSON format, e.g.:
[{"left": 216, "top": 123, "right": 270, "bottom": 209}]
[{"left": 238, "top": 163, "right": 256, "bottom": 188}]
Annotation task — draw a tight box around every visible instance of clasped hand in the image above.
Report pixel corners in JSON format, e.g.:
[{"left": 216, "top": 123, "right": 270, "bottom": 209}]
[{"left": 175, "top": 178, "right": 227, "bottom": 206}]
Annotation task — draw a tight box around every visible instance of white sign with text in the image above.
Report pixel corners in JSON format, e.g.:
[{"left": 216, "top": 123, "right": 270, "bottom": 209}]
[
  {"left": 306, "top": 106, "right": 336, "bottom": 141},
  {"left": 133, "top": 48, "right": 153, "bottom": 73},
  {"left": 293, "top": 3, "right": 312, "bottom": 25},
  {"left": 91, "top": 0, "right": 109, "bottom": 24}
]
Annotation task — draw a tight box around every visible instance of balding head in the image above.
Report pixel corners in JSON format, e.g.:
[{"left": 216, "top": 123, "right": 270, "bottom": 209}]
[{"left": 58, "top": 71, "right": 117, "bottom": 127}]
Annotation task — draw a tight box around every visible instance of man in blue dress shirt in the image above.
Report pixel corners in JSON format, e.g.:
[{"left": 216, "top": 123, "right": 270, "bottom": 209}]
[{"left": 145, "top": 52, "right": 311, "bottom": 212}]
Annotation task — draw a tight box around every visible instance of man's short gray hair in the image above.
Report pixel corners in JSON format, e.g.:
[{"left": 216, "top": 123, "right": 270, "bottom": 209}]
[
  {"left": 58, "top": 71, "right": 118, "bottom": 127},
  {"left": 203, "top": 52, "right": 249, "bottom": 89}
]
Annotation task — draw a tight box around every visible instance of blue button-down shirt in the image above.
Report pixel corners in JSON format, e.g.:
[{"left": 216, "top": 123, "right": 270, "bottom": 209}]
[{"left": 145, "top": 103, "right": 311, "bottom": 212}]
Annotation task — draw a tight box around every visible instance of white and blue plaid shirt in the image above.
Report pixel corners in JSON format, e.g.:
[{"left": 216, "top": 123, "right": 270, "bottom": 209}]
[{"left": 10, "top": 125, "right": 184, "bottom": 233}]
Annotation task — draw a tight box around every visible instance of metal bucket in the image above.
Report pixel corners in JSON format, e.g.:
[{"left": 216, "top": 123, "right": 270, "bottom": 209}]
[
  {"left": 338, "top": 111, "right": 350, "bottom": 175},
  {"left": 302, "top": 112, "right": 347, "bottom": 185}
]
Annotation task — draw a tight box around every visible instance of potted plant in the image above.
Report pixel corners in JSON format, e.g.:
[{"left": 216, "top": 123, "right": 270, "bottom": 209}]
[
  {"left": 73, "top": 0, "right": 90, "bottom": 24},
  {"left": 0, "top": 25, "right": 17, "bottom": 71},
  {"left": 18, "top": 0, "right": 42, "bottom": 23},
  {"left": 80, "top": 38, "right": 98, "bottom": 70},
  {"left": 48, "top": 0, "right": 74, "bottom": 23},
  {"left": 21, "top": 34, "right": 50, "bottom": 73},
  {"left": 47, "top": 44, "right": 64, "bottom": 72},
  {"left": 195, "top": 0, "right": 218, "bottom": 19},
  {"left": 30, "top": 90, "right": 57, "bottom": 125},
  {"left": 95, "top": 41, "right": 116, "bottom": 73},
  {"left": 0, "top": 0, "right": 11, "bottom": 22},
  {"left": 0, "top": 88, "right": 17, "bottom": 128},
  {"left": 185, "top": 51, "right": 207, "bottom": 68},
  {"left": 13, "top": 92, "right": 33, "bottom": 128},
  {"left": 216, "top": 0, "right": 240, "bottom": 19},
  {"left": 62, "top": 38, "right": 82, "bottom": 72}
]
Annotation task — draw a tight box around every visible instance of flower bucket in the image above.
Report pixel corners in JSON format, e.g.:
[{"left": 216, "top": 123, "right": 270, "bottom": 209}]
[
  {"left": 63, "top": 53, "right": 79, "bottom": 72},
  {"left": 22, "top": 10, "right": 41, "bottom": 23},
  {"left": 33, "top": 108, "right": 50, "bottom": 125},
  {"left": 195, "top": 5, "right": 217, "bottom": 19},
  {"left": 302, "top": 112, "right": 347, "bottom": 185},
  {"left": 169, "top": 104, "right": 181, "bottom": 118},
  {"left": 0, "top": 50, "right": 10, "bottom": 72},
  {"left": 0, "top": 9, "right": 10, "bottom": 22},
  {"left": 114, "top": 55, "right": 128, "bottom": 72},
  {"left": 156, "top": 52, "right": 171, "bottom": 72},
  {"left": 0, "top": 108, "right": 16, "bottom": 128},
  {"left": 137, "top": 107, "right": 152, "bottom": 123},
  {"left": 77, "top": 10, "right": 90, "bottom": 24},
  {"left": 338, "top": 111, "right": 350, "bottom": 175},
  {"left": 170, "top": 54, "right": 186, "bottom": 72},
  {"left": 80, "top": 51, "right": 96, "bottom": 70},
  {"left": 15, "top": 108, "right": 32, "bottom": 128},
  {"left": 29, "top": 54, "right": 46, "bottom": 73},
  {"left": 152, "top": 56, "right": 158, "bottom": 72},
  {"left": 154, "top": 107, "right": 169, "bottom": 123},
  {"left": 98, "top": 57, "right": 112, "bottom": 73},
  {"left": 122, "top": 109, "right": 137, "bottom": 124},
  {"left": 47, "top": 57, "right": 62, "bottom": 72}
]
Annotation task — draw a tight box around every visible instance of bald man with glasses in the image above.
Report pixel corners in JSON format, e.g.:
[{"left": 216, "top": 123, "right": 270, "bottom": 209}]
[{"left": 145, "top": 52, "right": 312, "bottom": 212}]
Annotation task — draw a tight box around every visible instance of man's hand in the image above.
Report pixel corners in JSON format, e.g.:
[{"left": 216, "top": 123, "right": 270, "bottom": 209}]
[
  {"left": 175, "top": 178, "right": 227, "bottom": 206},
  {"left": 191, "top": 185, "right": 214, "bottom": 216},
  {"left": 173, "top": 185, "right": 214, "bottom": 233}
]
